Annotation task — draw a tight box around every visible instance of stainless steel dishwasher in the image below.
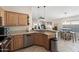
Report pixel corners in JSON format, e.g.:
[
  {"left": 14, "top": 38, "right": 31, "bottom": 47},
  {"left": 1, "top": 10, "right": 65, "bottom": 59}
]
[{"left": 24, "top": 34, "right": 33, "bottom": 47}]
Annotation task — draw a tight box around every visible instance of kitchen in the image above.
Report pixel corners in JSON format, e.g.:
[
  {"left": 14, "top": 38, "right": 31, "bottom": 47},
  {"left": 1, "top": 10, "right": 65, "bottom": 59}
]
[
  {"left": 0, "top": 6, "right": 57, "bottom": 52},
  {"left": 0, "top": 6, "right": 79, "bottom": 52}
]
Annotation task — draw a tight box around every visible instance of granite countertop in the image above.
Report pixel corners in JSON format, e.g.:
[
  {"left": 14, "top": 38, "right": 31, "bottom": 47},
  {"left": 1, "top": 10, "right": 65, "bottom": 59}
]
[
  {"left": 7, "top": 31, "right": 35, "bottom": 36},
  {"left": 34, "top": 29, "right": 56, "bottom": 32},
  {"left": 8, "top": 30, "right": 56, "bottom": 39},
  {"left": 33, "top": 30, "right": 56, "bottom": 38}
]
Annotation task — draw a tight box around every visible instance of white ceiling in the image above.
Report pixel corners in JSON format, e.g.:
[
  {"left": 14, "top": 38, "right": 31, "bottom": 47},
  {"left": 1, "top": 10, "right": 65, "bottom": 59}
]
[
  {"left": 1, "top": 6, "right": 79, "bottom": 21},
  {"left": 32, "top": 6, "right": 79, "bottom": 20},
  {"left": 1, "top": 6, "right": 32, "bottom": 14}
]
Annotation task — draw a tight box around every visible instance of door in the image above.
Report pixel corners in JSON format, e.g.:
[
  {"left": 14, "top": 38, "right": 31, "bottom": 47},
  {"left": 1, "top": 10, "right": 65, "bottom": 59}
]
[
  {"left": 18, "top": 14, "right": 27, "bottom": 26},
  {"left": 10, "top": 35, "right": 24, "bottom": 51},
  {"left": 10, "top": 37, "right": 14, "bottom": 51},
  {"left": 42, "top": 34, "right": 49, "bottom": 50},
  {"left": 31, "top": 33, "right": 40, "bottom": 45},
  {"left": 31, "top": 33, "right": 45, "bottom": 45},
  {"left": 31, "top": 33, "right": 49, "bottom": 50},
  {"left": 18, "top": 35, "right": 23, "bottom": 49},
  {"left": 13, "top": 35, "right": 23, "bottom": 50},
  {"left": 13, "top": 36, "right": 19, "bottom": 50},
  {"left": 5, "top": 11, "right": 18, "bottom": 26}
]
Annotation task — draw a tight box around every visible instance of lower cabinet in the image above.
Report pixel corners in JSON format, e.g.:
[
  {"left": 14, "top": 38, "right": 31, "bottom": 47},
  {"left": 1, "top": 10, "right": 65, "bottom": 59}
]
[
  {"left": 10, "top": 33, "right": 50, "bottom": 51},
  {"left": 10, "top": 38, "right": 14, "bottom": 51},
  {"left": 10, "top": 35, "right": 24, "bottom": 51},
  {"left": 42, "top": 34, "right": 49, "bottom": 50},
  {"left": 31, "top": 33, "right": 49, "bottom": 50}
]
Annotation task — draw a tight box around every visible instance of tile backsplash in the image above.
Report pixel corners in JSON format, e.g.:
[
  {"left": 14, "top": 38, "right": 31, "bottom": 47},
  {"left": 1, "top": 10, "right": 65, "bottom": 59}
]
[{"left": 8, "top": 26, "right": 28, "bottom": 34}]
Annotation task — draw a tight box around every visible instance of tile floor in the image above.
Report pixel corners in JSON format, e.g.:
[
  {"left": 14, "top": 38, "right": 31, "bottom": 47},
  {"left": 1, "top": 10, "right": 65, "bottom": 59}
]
[
  {"left": 15, "top": 33, "right": 79, "bottom": 52},
  {"left": 15, "top": 46, "right": 48, "bottom": 52},
  {"left": 57, "top": 33, "right": 79, "bottom": 52}
]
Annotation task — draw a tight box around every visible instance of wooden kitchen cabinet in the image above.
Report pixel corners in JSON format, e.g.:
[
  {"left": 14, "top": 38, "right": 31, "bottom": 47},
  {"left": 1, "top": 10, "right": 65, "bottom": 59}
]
[
  {"left": 10, "top": 36, "right": 15, "bottom": 51},
  {"left": 4, "top": 11, "right": 28, "bottom": 26},
  {"left": 18, "top": 14, "right": 27, "bottom": 26},
  {"left": 34, "top": 33, "right": 45, "bottom": 46},
  {"left": 31, "top": 33, "right": 49, "bottom": 50},
  {"left": 18, "top": 35, "right": 24, "bottom": 49},
  {"left": 13, "top": 36, "right": 19, "bottom": 50},
  {"left": 4, "top": 11, "right": 18, "bottom": 26},
  {"left": 10, "top": 35, "right": 24, "bottom": 51},
  {"left": 43, "top": 35, "right": 49, "bottom": 50}
]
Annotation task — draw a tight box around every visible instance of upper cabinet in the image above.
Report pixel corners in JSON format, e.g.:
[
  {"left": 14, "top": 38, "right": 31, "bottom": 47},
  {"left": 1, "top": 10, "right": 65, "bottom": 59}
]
[
  {"left": 4, "top": 11, "right": 29, "bottom": 26},
  {"left": 0, "top": 8, "right": 5, "bottom": 26},
  {"left": 5, "top": 11, "right": 18, "bottom": 26},
  {"left": 18, "top": 14, "right": 28, "bottom": 26}
]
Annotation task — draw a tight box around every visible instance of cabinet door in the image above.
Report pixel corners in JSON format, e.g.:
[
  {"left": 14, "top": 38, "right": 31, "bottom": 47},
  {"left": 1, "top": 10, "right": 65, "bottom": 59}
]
[
  {"left": 43, "top": 35, "right": 49, "bottom": 50},
  {"left": 31, "top": 33, "right": 44, "bottom": 45},
  {"left": 18, "top": 14, "right": 27, "bottom": 26},
  {"left": 10, "top": 35, "right": 24, "bottom": 51},
  {"left": 13, "top": 35, "right": 23, "bottom": 50},
  {"left": 36, "top": 34, "right": 44, "bottom": 46},
  {"left": 18, "top": 35, "right": 23, "bottom": 49},
  {"left": 31, "top": 33, "right": 39, "bottom": 45},
  {"left": 10, "top": 37, "right": 14, "bottom": 51},
  {"left": 31, "top": 33, "right": 49, "bottom": 50},
  {"left": 13, "top": 36, "right": 19, "bottom": 50},
  {"left": 5, "top": 11, "right": 18, "bottom": 26}
]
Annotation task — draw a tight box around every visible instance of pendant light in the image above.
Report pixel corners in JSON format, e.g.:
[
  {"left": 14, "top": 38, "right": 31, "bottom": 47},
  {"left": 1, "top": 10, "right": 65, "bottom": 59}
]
[
  {"left": 37, "top": 6, "right": 40, "bottom": 19},
  {"left": 37, "top": 6, "right": 46, "bottom": 20},
  {"left": 44, "top": 6, "right": 46, "bottom": 19}
]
